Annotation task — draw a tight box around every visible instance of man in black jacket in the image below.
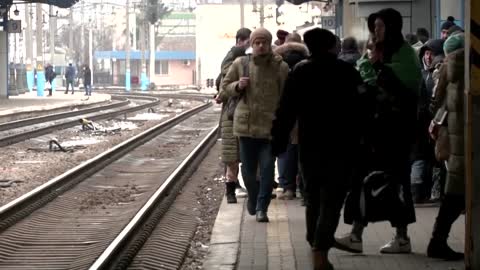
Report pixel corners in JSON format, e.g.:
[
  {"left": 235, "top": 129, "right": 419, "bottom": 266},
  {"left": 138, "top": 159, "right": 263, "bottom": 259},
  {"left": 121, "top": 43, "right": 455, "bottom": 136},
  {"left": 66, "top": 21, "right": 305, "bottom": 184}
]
[{"left": 271, "top": 28, "right": 365, "bottom": 270}]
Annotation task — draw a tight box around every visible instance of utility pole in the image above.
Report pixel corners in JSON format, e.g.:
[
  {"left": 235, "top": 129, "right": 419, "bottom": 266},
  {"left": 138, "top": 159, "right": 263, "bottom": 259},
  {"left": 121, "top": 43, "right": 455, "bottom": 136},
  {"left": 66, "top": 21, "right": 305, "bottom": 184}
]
[
  {"left": 49, "top": 5, "right": 56, "bottom": 93},
  {"left": 25, "top": 4, "right": 33, "bottom": 63},
  {"left": 148, "top": 23, "right": 155, "bottom": 85},
  {"left": 125, "top": 0, "right": 131, "bottom": 91},
  {"left": 69, "top": 8, "right": 74, "bottom": 63},
  {"left": 259, "top": 0, "right": 265, "bottom": 27},
  {"left": 0, "top": 4, "right": 8, "bottom": 98},
  {"left": 49, "top": 5, "right": 55, "bottom": 65},
  {"left": 36, "top": 3, "right": 45, "bottom": 96},
  {"left": 465, "top": 1, "right": 480, "bottom": 269},
  {"left": 25, "top": 3, "right": 33, "bottom": 92},
  {"left": 240, "top": 0, "right": 245, "bottom": 28},
  {"left": 89, "top": 27, "right": 93, "bottom": 88},
  {"left": 140, "top": 0, "right": 147, "bottom": 91},
  {"left": 81, "top": 0, "right": 85, "bottom": 66}
]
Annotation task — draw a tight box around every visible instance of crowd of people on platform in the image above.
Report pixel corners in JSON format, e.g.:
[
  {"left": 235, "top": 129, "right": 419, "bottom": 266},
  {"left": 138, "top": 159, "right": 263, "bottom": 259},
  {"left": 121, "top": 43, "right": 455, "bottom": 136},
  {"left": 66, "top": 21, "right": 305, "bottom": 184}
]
[{"left": 214, "top": 8, "right": 466, "bottom": 270}]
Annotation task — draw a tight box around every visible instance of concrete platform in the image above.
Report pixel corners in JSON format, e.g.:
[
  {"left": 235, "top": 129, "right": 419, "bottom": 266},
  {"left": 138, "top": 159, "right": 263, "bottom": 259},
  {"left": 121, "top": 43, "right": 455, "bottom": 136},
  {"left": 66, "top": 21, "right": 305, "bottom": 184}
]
[
  {"left": 0, "top": 91, "right": 111, "bottom": 121},
  {"left": 205, "top": 193, "right": 466, "bottom": 270}
]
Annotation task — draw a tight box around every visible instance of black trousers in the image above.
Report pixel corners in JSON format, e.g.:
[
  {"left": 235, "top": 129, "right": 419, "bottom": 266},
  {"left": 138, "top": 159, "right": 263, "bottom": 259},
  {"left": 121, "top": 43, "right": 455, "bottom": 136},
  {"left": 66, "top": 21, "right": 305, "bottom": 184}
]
[
  {"left": 302, "top": 161, "right": 349, "bottom": 251},
  {"left": 432, "top": 194, "right": 465, "bottom": 241}
]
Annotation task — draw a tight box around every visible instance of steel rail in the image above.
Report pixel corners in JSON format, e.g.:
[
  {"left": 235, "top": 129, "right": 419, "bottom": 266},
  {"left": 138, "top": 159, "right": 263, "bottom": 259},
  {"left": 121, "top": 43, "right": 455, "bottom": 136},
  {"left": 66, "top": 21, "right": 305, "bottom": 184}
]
[
  {"left": 0, "top": 101, "right": 212, "bottom": 233},
  {"left": 89, "top": 124, "right": 219, "bottom": 270},
  {"left": 0, "top": 96, "right": 129, "bottom": 132},
  {"left": 0, "top": 95, "right": 161, "bottom": 147}
]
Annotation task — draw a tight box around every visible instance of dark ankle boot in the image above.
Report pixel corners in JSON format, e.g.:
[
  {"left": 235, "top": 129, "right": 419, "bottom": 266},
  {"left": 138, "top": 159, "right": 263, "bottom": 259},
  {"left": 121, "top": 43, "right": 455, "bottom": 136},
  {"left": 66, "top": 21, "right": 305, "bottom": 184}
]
[
  {"left": 225, "top": 182, "right": 237, "bottom": 204},
  {"left": 427, "top": 238, "right": 464, "bottom": 261}
]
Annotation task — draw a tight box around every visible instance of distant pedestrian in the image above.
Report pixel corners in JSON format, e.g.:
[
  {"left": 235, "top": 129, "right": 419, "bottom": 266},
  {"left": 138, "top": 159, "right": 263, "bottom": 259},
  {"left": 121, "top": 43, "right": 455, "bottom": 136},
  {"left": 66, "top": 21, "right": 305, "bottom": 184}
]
[
  {"left": 44, "top": 64, "right": 56, "bottom": 96},
  {"left": 83, "top": 65, "right": 92, "bottom": 96},
  {"left": 65, "top": 62, "right": 76, "bottom": 95}
]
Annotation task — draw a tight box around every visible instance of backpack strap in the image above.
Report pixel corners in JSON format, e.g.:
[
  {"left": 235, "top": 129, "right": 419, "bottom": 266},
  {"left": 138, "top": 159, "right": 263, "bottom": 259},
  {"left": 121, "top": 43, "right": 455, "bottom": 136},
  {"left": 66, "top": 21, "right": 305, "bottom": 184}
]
[{"left": 242, "top": 55, "right": 250, "bottom": 77}]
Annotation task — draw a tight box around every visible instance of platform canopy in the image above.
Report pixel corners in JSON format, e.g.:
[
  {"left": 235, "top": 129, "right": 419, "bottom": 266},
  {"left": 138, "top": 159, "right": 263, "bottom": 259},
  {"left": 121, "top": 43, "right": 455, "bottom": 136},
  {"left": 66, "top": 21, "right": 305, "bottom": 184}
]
[
  {"left": 5, "top": 0, "right": 79, "bottom": 8},
  {"left": 285, "top": 0, "right": 330, "bottom": 5}
]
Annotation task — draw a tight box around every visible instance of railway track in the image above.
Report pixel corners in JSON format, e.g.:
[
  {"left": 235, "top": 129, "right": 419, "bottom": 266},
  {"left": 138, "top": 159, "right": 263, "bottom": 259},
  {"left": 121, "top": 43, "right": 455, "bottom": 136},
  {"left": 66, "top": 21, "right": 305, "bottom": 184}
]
[
  {"left": 0, "top": 101, "right": 220, "bottom": 269},
  {"left": 0, "top": 95, "right": 162, "bottom": 147}
]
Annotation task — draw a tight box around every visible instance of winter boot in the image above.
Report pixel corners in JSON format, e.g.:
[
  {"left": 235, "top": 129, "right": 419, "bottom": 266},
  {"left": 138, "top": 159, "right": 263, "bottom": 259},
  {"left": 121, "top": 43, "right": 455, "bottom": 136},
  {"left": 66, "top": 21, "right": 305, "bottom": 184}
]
[
  {"left": 411, "top": 183, "right": 424, "bottom": 203},
  {"left": 225, "top": 182, "right": 237, "bottom": 204},
  {"left": 427, "top": 238, "right": 464, "bottom": 260}
]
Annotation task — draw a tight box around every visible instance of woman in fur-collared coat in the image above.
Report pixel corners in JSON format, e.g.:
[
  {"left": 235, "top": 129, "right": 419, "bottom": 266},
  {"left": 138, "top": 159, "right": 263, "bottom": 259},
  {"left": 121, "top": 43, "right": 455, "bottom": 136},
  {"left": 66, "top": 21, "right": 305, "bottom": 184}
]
[{"left": 273, "top": 33, "right": 309, "bottom": 200}]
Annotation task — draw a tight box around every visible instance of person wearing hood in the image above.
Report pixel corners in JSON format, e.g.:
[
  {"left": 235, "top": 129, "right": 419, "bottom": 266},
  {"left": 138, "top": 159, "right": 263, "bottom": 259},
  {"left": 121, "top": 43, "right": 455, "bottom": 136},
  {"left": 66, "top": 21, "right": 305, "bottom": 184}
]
[
  {"left": 338, "top": 36, "right": 361, "bottom": 66},
  {"left": 337, "top": 8, "right": 422, "bottom": 254},
  {"left": 216, "top": 27, "right": 251, "bottom": 204},
  {"left": 272, "top": 32, "right": 309, "bottom": 200},
  {"left": 410, "top": 39, "right": 445, "bottom": 203},
  {"left": 427, "top": 32, "right": 465, "bottom": 261},
  {"left": 221, "top": 28, "right": 289, "bottom": 223}
]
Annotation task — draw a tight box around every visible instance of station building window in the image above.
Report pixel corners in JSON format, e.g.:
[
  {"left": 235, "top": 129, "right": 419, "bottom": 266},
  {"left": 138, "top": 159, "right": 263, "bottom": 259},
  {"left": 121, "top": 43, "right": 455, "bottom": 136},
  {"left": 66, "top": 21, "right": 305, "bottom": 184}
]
[{"left": 155, "top": 60, "right": 169, "bottom": 75}]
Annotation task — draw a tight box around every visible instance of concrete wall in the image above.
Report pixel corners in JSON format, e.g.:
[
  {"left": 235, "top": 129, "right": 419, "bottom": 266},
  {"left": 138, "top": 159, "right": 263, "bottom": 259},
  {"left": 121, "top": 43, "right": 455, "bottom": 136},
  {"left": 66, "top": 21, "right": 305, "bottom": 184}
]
[
  {"left": 343, "top": 0, "right": 435, "bottom": 42},
  {"left": 343, "top": 0, "right": 465, "bottom": 41},
  {"left": 0, "top": 31, "right": 7, "bottom": 99},
  {"left": 440, "top": 0, "right": 462, "bottom": 24},
  {"left": 196, "top": 3, "right": 325, "bottom": 86}
]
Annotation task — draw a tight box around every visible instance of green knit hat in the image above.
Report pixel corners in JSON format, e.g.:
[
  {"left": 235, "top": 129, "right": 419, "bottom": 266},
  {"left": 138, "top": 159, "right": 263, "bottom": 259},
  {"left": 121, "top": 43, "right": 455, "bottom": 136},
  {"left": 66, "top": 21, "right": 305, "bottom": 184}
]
[{"left": 443, "top": 33, "right": 464, "bottom": 55}]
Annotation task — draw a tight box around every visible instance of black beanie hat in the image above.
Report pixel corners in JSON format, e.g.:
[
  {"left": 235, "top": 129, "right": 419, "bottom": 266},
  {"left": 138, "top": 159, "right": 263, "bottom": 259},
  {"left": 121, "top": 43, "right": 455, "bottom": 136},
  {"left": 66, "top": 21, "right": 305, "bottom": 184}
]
[{"left": 441, "top": 16, "right": 456, "bottom": 30}]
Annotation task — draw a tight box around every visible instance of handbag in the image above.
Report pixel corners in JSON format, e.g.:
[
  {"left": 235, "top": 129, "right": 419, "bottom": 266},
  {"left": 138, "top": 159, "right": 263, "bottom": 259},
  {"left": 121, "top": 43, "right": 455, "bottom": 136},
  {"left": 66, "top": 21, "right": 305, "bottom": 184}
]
[
  {"left": 432, "top": 105, "right": 450, "bottom": 161},
  {"left": 226, "top": 55, "right": 250, "bottom": 120},
  {"left": 359, "top": 171, "right": 406, "bottom": 223},
  {"left": 435, "top": 125, "right": 450, "bottom": 161}
]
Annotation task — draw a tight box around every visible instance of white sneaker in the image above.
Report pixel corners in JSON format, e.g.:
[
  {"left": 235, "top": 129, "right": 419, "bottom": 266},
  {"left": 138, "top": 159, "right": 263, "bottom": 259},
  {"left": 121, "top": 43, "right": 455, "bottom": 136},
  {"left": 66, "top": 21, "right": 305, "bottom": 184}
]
[
  {"left": 334, "top": 234, "right": 363, "bottom": 253},
  {"left": 276, "top": 188, "right": 285, "bottom": 200},
  {"left": 235, "top": 187, "right": 248, "bottom": 198},
  {"left": 380, "top": 237, "right": 412, "bottom": 254}
]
